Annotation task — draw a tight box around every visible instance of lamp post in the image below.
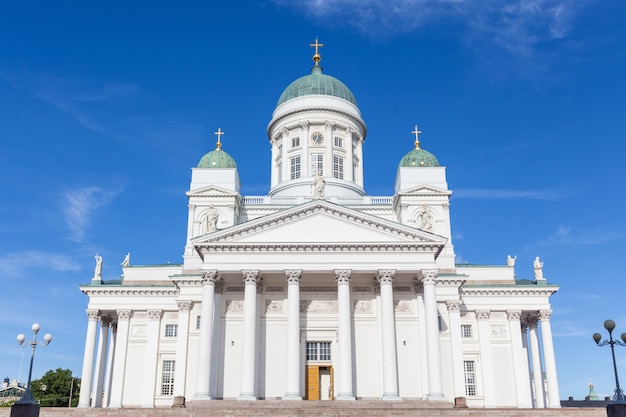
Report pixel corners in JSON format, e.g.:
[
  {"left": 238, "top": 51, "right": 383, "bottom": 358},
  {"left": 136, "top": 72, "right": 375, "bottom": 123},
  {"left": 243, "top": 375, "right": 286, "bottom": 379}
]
[
  {"left": 593, "top": 320, "right": 626, "bottom": 403},
  {"left": 11, "top": 323, "right": 52, "bottom": 417}
]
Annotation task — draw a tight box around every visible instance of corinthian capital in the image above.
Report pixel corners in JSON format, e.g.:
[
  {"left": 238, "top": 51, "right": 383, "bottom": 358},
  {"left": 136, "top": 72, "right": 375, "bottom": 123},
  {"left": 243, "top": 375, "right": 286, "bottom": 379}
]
[
  {"left": 377, "top": 269, "right": 395, "bottom": 285},
  {"left": 86, "top": 309, "right": 100, "bottom": 321},
  {"left": 335, "top": 269, "right": 351, "bottom": 285},
  {"left": 285, "top": 269, "right": 302, "bottom": 285},
  {"left": 476, "top": 309, "right": 490, "bottom": 320},
  {"left": 420, "top": 269, "right": 438, "bottom": 284},
  {"left": 201, "top": 270, "right": 220, "bottom": 285},
  {"left": 299, "top": 121, "right": 309, "bottom": 130},
  {"left": 538, "top": 309, "right": 552, "bottom": 321},
  {"left": 242, "top": 269, "right": 260, "bottom": 284},
  {"left": 446, "top": 300, "right": 461, "bottom": 312}
]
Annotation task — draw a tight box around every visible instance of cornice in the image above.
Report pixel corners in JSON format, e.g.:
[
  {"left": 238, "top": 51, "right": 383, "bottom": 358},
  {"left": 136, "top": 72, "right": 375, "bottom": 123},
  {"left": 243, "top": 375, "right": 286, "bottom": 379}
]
[
  {"left": 268, "top": 106, "right": 367, "bottom": 139},
  {"left": 462, "top": 286, "right": 558, "bottom": 297},
  {"left": 80, "top": 287, "right": 179, "bottom": 297}
]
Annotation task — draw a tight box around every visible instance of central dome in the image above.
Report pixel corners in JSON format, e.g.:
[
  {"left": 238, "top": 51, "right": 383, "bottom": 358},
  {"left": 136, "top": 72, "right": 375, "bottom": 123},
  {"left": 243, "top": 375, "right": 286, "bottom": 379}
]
[{"left": 277, "top": 66, "right": 357, "bottom": 107}]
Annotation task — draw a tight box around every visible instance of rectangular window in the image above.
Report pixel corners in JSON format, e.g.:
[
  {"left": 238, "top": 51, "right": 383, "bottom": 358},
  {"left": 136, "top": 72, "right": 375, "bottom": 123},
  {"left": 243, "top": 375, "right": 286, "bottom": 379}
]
[
  {"left": 334, "top": 136, "right": 343, "bottom": 147},
  {"left": 333, "top": 155, "right": 344, "bottom": 179},
  {"left": 277, "top": 161, "right": 282, "bottom": 182},
  {"left": 461, "top": 324, "right": 472, "bottom": 338},
  {"left": 311, "top": 153, "right": 323, "bottom": 175},
  {"left": 161, "top": 360, "right": 175, "bottom": 396},
  {"left": 165, "top": 324, "right": 178, "bottom": 338},
  {"left": 290, "top": 156, "right": 301, "bottom": 180},
  {"left": 464, "top": 360, "right": 477, "bottom": 396},
  {"left": 196, "top": 315, "right": 201, "bottom": 330},
  {"left": 291, "top": 137, "right": 300, "bottom": 148},
  {"left": 306, "top": 341, "right": 331, "bottom": 361}
]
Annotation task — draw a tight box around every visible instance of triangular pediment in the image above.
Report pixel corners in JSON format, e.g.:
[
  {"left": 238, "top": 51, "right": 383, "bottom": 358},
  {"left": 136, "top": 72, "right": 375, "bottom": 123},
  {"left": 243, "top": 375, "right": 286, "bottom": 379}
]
[
  {"left": 186, "top": 185, "right": 239, "bottom": 198},
  {"left": 193, "top": 200, "right": 447, "bottom": 249},
  {"left": 398, "top": 184, "right": 451, "bottom": 196}
]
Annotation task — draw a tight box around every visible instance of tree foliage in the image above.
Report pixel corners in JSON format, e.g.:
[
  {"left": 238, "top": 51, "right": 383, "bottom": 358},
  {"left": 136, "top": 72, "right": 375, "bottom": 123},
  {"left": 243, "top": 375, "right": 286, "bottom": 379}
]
[{"left": 30, "top": 368, "right": 80, "bottom": 407}]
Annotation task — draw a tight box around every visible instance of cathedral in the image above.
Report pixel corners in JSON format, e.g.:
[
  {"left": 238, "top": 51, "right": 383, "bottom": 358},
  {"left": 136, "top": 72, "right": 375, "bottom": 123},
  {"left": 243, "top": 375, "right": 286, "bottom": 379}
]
[{"left": 78, "top": 41, "right": 560, "bottom": 409}]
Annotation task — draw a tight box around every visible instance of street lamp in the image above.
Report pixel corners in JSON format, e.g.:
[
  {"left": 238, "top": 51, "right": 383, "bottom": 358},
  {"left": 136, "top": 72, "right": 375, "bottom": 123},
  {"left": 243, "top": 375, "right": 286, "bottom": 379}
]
[
  {"left": 14, "top": 324, "right": 52, "bottom": 406},
  {"left": 593, "top": 319, "right": 626, "bottom": 403}
]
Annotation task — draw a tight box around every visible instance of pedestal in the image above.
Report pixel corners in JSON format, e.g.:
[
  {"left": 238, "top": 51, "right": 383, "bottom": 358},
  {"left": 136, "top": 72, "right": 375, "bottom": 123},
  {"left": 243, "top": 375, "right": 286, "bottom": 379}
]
[
  {"left": 607, "top": 403, "right": 626, "bottom": 417},
  {"left": 171, "top": 395, "right": 186, "bottom": 408},
  {"left": 10, "top": 403, "right": 40, "bottom": 417}
]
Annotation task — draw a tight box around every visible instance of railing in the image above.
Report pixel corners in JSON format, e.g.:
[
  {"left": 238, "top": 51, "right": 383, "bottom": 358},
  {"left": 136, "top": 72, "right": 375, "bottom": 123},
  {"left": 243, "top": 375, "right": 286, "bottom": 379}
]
[{"left": 242, "top": 196, "right": 393, "bottom": 205}]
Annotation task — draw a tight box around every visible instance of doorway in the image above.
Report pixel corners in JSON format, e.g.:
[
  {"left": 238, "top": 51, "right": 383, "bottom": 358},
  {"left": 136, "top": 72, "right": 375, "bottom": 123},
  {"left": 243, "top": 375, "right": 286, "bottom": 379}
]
[{"left": 305, "top": 365, "right": 334, "bottom": 400}]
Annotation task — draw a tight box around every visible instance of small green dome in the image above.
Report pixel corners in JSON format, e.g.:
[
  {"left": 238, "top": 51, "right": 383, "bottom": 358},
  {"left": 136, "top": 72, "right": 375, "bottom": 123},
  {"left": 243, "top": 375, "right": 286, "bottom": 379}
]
[
  {"left": 198, "top": 148, "right": 237, "bottom": 168},
  {"left": 399, "top": 148, "right": 440, "bottom": 167},
  {"left": 277, "top": 66, "right": 357, "bottom": 106}
]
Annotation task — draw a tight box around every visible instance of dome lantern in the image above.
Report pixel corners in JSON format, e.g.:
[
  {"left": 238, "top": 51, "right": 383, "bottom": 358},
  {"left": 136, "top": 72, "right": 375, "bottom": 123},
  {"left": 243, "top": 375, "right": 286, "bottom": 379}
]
[{"left": 197, "top": 128, "right": 237, "bottom": 168}]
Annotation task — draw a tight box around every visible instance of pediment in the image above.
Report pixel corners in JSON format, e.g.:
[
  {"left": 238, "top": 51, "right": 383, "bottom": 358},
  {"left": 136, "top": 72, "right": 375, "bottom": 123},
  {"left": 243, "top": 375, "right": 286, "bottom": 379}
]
[
  {"left": 186, "top": 185, "right": 239, "bottom": 198},
  {"left": 397, "top": 184, "right": 451, "bottom": 196},
  {"left": 192, "top": 200, "right": 447, "bottom": 250}
]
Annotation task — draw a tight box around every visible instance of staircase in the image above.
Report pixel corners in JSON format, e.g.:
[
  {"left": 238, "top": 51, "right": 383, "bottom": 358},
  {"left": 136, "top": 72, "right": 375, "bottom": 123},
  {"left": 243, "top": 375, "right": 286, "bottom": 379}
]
[{"left": 0, "top": 400, "right": 607, "bottom": 417}]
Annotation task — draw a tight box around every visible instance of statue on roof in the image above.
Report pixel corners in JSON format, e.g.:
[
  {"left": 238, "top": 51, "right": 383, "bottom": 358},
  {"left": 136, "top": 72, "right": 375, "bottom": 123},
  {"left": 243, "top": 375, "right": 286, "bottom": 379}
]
[
  {"left": 121, "top": 252, "right": 130, "bottom": 267},
  {"left": 534, "top": 256, "right": 544, "bottom": 280},
  {"left": 94, "top": 254, "right": 103, "bottom": 280},
  {"left": 507, "top": 255, "right": 516, "bottom": 267}
]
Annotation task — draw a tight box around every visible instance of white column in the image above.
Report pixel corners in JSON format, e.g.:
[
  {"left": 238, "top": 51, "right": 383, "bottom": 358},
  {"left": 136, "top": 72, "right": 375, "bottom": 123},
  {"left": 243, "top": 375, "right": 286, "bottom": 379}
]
[
  {"left": 78, "top": 309, "right": 99, "bottom": 407},
  {"left": 421, "top": 270, "right": 444, "bottom": 400},
  {"left": 528, "top": 316, "right": 545, "bottom": 408},
  {"left": 447, "top": 301, "right": 465, "bottom": 398},
  {"left": 506, "top": 310, "right": 532, "bottom": 408},
  {"left": 195, "top": 271, "right": 220, "bottom": 399},
  {"left": 301, "top": 122, "right": 310, "bottom": 178},
  {"left": 345, "top": 127, "right": 354, "bottom": 181},
  {"left": 284, "top": 270, "right": 302, "bottom": 400},
  {"left": 103, "top": 321, "right": 116, "bottom": 407},
  {"left": 416, "top": 290, "right": 429, "bottom": 397},
  {"left": 324, "top": 121, "right": 334, "bottom": 177},
  {"left": 92, "top": 317, "right": 110, "bottom": 407},
  {"left": 377, "top": 269, "right": 400, "bottom": 400},
  {"left": 356, "top": 138, "right": 364, "bottom": 187},
  {"left": 281, "top": 130, "right": 289, "bottom": 181},
  {"left": 508, "top": 310, "right": 531, "bottom": 407},
  {"left": 142, "top": 309, "right": 162, "bottom": 407},
  {"left": 336, "top": 269, "right": 355, "bottom": 400},
  {"left": 539, "top": 310, "right": 560, "bottom": 408},
  {"left": 239, "top": 269, "right": 260, "bottom": 400},
  {"left": 476, "top": 310, "right": 495, "bottom": 407},
  {"left": 109, "top": 310, "right": 131, "bottom": 408},
  {"left": 173, "top": 300, "right": 192, "bottom": 402}
]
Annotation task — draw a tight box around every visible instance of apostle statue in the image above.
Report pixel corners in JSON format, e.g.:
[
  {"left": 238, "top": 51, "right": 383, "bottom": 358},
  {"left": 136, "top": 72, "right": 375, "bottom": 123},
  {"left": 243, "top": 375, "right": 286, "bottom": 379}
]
[
  {"left": 206, "top": 205, "right": 219, "bottom": 232},
  {"left": 507, "top": 255, "right": 516, "bottom": 267},
  {"left": 121, "top": 252, "right": 130, "bottom": 267},
  {"left": 313, "top": 171, "right": 325, "bottom": 199},
  {"left": 534, "top": 256, "right": 544, "bottom": 280},
  {"left": 94, "top": 254, "right": 103, "bottom": 280},
  {"left": 417, "top": 206, "right": 434, "bottom": 232}
]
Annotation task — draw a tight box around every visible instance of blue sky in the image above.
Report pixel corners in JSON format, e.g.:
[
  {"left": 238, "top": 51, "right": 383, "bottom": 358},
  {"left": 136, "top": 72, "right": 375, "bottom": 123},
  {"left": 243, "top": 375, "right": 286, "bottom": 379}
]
[{"left": 1, "top": 1, "right": 625, "bottom": 401}]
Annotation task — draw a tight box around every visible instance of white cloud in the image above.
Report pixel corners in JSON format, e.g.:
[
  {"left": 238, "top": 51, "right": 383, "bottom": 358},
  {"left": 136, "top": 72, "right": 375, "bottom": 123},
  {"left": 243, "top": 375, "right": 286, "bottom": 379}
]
[
  {"left": 63, "top": 186, "right": 121, "bottom": 242},
  {"left": 537, "top": 225, "right": 625, "bottom": 247},
  {"left": 0, "top": 251, "right": 80, "bottom": 279},
  {"left": 275, "top": 0, "right": 590, "bottom": 55},
  {"left": 453, "top": 187, "right": 564, "bottom": 200}
]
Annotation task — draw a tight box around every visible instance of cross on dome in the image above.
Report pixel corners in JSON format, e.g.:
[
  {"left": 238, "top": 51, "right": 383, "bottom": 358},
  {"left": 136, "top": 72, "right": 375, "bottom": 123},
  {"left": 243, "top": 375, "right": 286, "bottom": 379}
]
[
  {"left": 310, "top": 37, "right": 324, "bottom": 66},
  {"left": 214, "top": 128, "right": 224, "bottom": 149},
  {"left": 411, "top": 124, "right": 422, "bottom": 149}
]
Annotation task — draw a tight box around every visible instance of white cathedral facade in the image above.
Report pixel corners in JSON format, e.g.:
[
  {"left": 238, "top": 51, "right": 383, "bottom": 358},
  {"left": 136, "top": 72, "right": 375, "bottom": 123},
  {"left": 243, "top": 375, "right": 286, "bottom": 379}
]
[{"left": 78, "top": 44, "right": 561, "bottom": 409}]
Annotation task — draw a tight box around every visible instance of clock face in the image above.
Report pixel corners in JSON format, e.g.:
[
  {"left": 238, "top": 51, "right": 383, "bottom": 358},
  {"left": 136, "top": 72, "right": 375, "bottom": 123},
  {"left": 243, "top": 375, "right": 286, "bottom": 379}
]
[{"left": 311, "top": 132, "right": 324, "bottom": 145}]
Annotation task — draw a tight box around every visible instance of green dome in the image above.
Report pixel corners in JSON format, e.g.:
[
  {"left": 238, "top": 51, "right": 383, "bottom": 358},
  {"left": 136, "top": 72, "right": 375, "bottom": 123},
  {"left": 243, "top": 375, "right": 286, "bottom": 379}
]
[
  {"left": 277, "top": 66, "right": 357, "bottom": 106},
  {"left": 399, "top": 148, "right": 440, "bottom": 167},
  {"left": 198, "top": 148, "right": 237, "bottom": 168}
]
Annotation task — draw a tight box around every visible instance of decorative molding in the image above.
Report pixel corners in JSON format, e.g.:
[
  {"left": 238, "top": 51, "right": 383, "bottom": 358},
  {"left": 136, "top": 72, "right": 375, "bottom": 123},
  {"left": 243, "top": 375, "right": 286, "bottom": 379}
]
[
  {"left": 491, "top": 325, "right": 508, "bottom": 338},
  {"left": 177, "top": 300, "right": 192, "bottom": 312},
  {"left": 394, "top": 300, "right": 412, "bottom": 313},
  {"left": 86, "top": 309, "right": 100, "bottom": 320},
  {"left": 353, "top": 286, "right": 372, "bottom": 292},
  {"left": 265, "top": 300, "right": 283, "bottom": 313},
  {"left": 353, "top": 299, "right": 371, "bottom": 313},
  {"left": 377, "top": 269, "right": 395, "bottom": 285},
  {"left": 117, "top": 310, "right": 131, "bottom": 320},
  {"left": 394, "top": 286, "right": 412, "bottom": 292},
  {"left": 285, "top": 269, "right": 302, "bottom": 285},
  {"left": 265, "top": 286, "right": 284, "bottom": 292},
  {"left": 226, "top": 286, "right": 244, "bottom": 292},
  {"left": 300, "top": 299, "right": 338, "bottom": 313},
  {"left": 301, "top": 286, "right": 337, "bottom": 292},
  {"left": 507, "top": 310, "right": 522, "bottom": 321},
  {"left": 335, "top": 269, "right": 351, "bottom": 285},
  {"left": 197, "top": 242, "right": 444, "bottom": 255},
  {"left": 446, "top": 300, "right": 461, "bottom": 312},
  {"left": 462, "top": 287, "right": 558, "bottom": 297},
  {"left": 82, "top": 287, "right": 179, "bottom": 297},
  {"left": 147, "top": 310, "right": 162, "bottom": 320},
  {"left": 476, "top": 310, "right": 490, "bottom": 320},
  {"left": 226, "top": 300, "right": 244, "bottom": 313}
]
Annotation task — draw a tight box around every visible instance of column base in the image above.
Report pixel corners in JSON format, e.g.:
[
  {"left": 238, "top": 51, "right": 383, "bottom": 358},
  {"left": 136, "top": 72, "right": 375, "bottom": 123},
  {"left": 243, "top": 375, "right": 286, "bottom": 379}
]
[
  {"left": 171, "top": 396, "right": 186, "bottom": 407},
  {"left": 192, "top": 393, "right": 214, "bottom": 400},
  {"left": 237, "top": 393, "right": 257, "bottom": 401},
  {"left": 427, "top": 393, "right": 446, "bottom": 401},
  {"left": 10, "top": 403, "right": 40, "bottom": 417},
  {"left": 282, "top": 393, "right": 302, "bottom": 400},
  {"left": 607, "top": 403, "right": 626, "bottom": 417},
  {"left": 336, "top": 393, "right": 356, "bottom": 400},
  {"left": 382, "top": 393, "right": 401, "bottom": 401}
]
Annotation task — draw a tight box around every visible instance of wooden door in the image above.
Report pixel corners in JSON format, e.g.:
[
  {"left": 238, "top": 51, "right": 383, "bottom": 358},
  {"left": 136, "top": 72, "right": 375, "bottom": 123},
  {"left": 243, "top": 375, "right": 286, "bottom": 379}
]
[{"left": 306, "top": 365, "right": 319, "bottom": 400}]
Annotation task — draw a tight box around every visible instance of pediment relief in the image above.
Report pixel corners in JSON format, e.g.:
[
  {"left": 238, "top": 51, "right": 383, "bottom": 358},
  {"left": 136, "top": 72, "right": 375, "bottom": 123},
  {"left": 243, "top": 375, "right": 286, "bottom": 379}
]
[
  {"left": 186, "top": 185, "right": 240, "bottom": 198},
  {"left": 192, "top": 200, "right": 447, "bottom": 247}
]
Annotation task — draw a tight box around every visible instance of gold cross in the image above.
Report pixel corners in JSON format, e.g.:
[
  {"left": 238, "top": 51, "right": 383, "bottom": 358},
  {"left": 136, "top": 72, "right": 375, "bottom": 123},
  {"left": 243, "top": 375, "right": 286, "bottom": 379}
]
[
  {"left": 411, "top": 125, "right": 422, "bottom": 148},
  {"left": 214, "top": 128, "right": 224, "bottom": 149},
  {"left": 311, "top": 37, "right": 324, "bottom": 65}
]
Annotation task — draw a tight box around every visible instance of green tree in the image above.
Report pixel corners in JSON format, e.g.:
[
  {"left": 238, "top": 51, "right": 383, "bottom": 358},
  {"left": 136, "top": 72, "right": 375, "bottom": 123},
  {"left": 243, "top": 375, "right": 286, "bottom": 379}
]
[{"left": 30, "top": 368, "right": 80, "bottom": 407}]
